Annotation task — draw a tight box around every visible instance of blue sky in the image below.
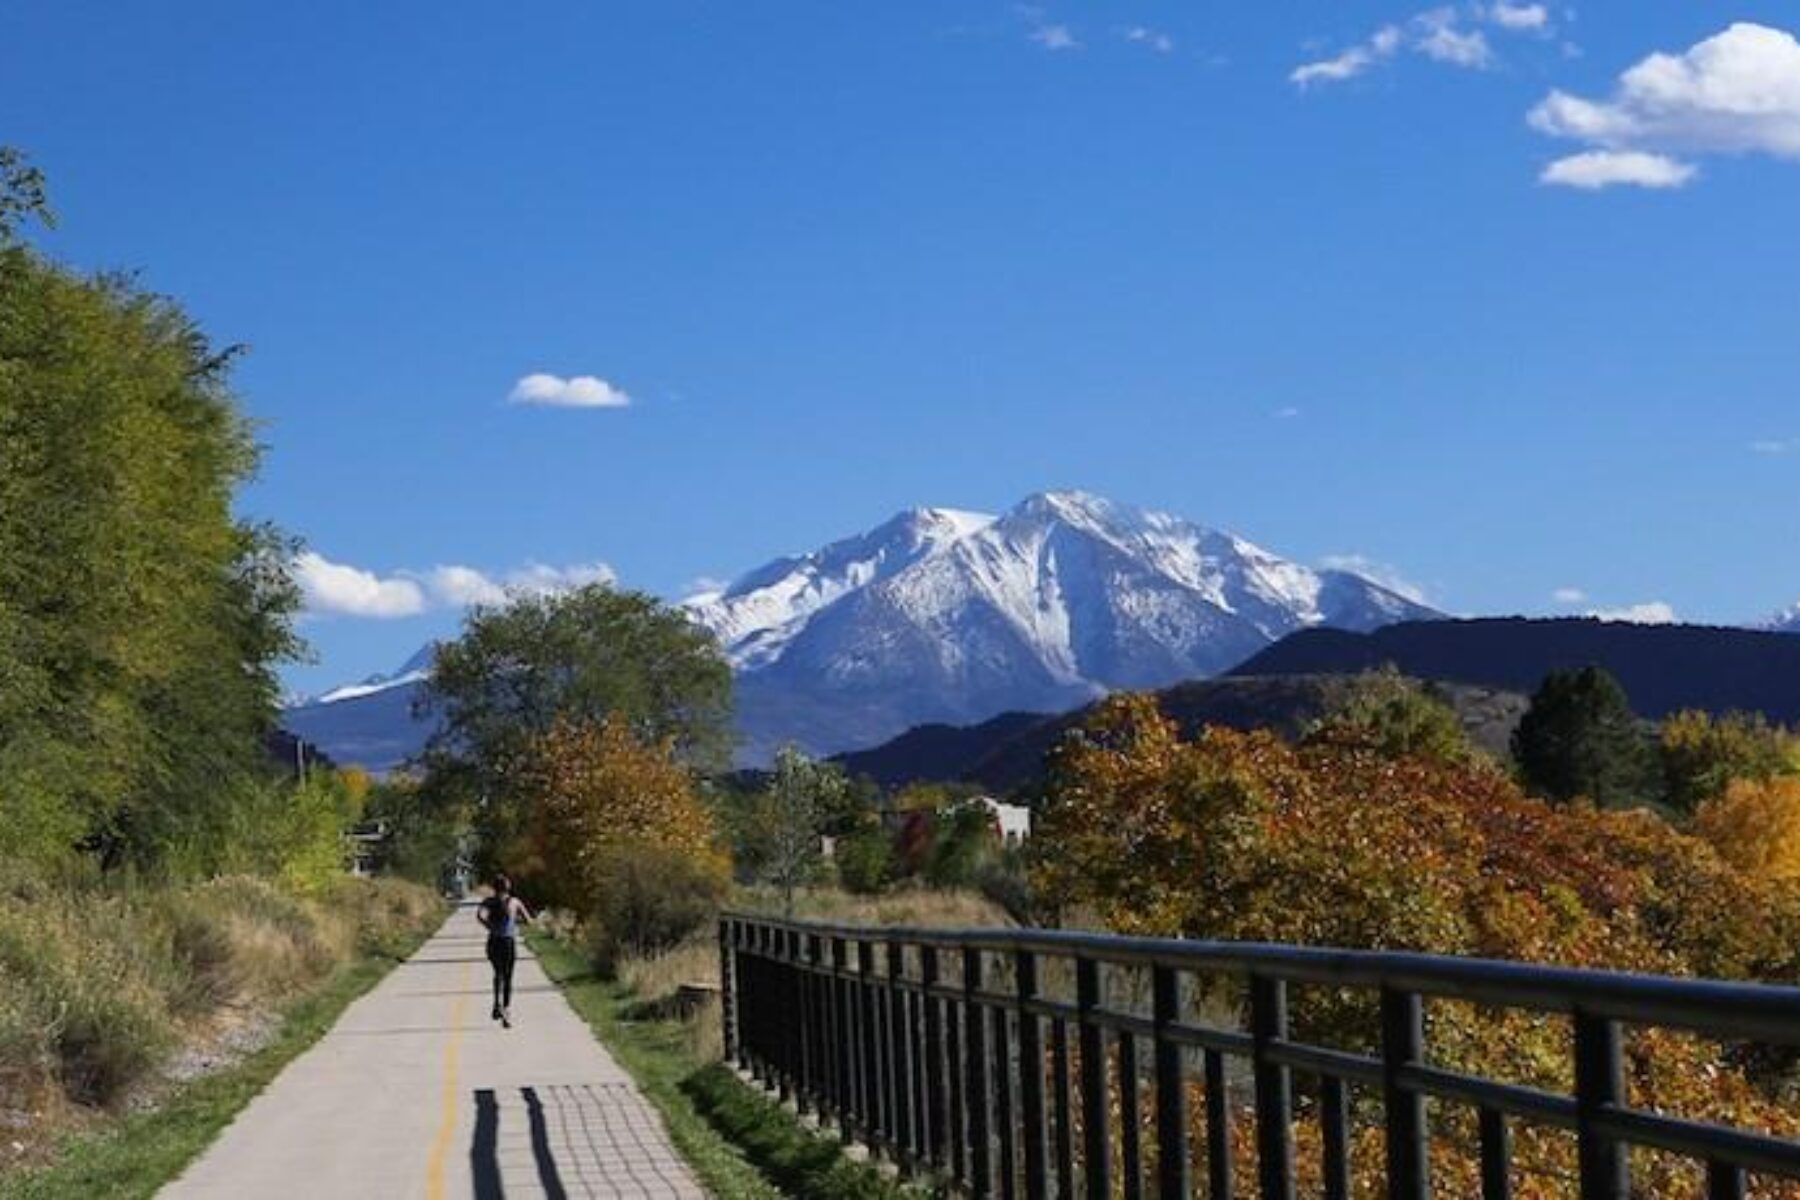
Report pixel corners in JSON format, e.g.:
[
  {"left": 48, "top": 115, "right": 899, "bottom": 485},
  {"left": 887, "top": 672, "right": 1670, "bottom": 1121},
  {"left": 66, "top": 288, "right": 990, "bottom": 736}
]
[{"left": 5, "top": 2, "right": 1799, "bottom": 693}]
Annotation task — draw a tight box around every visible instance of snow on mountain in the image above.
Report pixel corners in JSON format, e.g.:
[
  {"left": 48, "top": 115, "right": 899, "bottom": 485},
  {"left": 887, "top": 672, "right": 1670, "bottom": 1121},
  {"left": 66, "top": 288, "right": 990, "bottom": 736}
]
[
  {"left": 281, "top": 645, "right": 439, "bottom": 772},
  {"left": 313, "top": 644, "right": 437, "bottom": 704},
  {"left": 286, "top": 493, "right": 1439, "bottom": 769},
  {"left": 1759, "top": 602, "right": 1800, "bottom": 633},
  {"left": 686, "top": 507, "right": 995, "bottom": 670},
  {"left": 687, "top": 491, "right": 1440, "bottom": 761}
]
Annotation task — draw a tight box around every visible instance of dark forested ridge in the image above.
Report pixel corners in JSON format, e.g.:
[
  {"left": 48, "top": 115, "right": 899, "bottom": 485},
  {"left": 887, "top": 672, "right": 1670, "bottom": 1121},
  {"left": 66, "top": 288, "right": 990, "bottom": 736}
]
[
  {"left": 835, "top": 674, "right": 1530, "bottom": 793},
  {"left": 1230, "top": 618, "right": 1800, "bottom": 723}
]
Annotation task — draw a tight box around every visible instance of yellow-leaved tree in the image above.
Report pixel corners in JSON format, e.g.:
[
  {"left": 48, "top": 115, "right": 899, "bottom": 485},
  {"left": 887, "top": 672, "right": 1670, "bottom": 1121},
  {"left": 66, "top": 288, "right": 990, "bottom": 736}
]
[
  {"left": 1695, "top": 776, "right": 1800, "bottom": 881},
  {"left": 519, "top": 716, "right": 729, "bottom": 965}
]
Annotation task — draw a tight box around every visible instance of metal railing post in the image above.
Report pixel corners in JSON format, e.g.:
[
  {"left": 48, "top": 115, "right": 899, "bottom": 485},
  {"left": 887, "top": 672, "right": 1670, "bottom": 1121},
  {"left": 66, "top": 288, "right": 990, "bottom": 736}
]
[
  {"left": 1016, "top": 949, "right": 1049, "bottom": 1199},
  {"left": 1152, "top": 965, "right": 1189, "bottom": 1200},
  {"left": 922, "top": 945, "right": 947, "bottom": 1170},
  {"left": 719, "top": 919, "right": 737, "bottom": 1065},
  {"left": 887, "top": 940, "right": 912, "bottom": 1167},
  {"left": 1252, "top": 975, "right": 1296, "bottom": 1200},
  {"left": 834, "top": 936, "right": 854, "bottom": 1135},
  {"left": 859, "top": 939, "right": 881, "bottom": 1154},
  {"left": 965, "top": 946, "right": 993, "bottom": 1197},
  {"left": 1575, "top": 1013, "right": 1628, "bottom": 1200},
  {"left": 1381, "top": 987, "right": 1429, "bottom": 1200},
  {"left": 1077, "top": 957, "right": 1110, "bottom": 1200}
]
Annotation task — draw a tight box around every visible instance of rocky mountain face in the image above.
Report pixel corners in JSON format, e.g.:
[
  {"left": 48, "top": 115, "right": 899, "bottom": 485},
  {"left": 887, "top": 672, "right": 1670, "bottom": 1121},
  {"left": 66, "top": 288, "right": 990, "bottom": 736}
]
[{"left": 685, "top": 491, "right": 1439, "bottom": 761}]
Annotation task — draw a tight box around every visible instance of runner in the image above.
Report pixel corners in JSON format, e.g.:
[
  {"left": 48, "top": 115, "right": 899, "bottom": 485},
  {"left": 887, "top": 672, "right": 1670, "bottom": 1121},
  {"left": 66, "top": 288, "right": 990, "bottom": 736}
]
[{"left": 475, "top": 873, "right": 532, "bottom": 1027}]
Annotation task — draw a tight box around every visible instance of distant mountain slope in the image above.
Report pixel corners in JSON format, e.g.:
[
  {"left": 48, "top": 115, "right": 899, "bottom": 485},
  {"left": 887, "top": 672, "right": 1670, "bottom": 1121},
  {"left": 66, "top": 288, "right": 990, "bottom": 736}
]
[
  {"left": 834, "top": 674, "right": 1530, "bottom": 794},
  {"left": 281, "top": 677, "right": 432, "bottom": 774},
  {"left": 1230, "top": 618, "right": 1800, "bottom": 723},
  {"left": 687, "top": 490, "right": 1439, "bottom": 761}
]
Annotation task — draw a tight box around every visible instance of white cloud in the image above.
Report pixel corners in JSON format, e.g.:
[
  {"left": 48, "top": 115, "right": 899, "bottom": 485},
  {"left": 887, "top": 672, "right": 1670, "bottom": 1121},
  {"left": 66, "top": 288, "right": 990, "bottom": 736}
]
[
  {"left": 1029, "top": 23, "right": 1079, "bottom": 51},
  {"left": 1273, "top": 405, "right": 1303, "bottom": 419},
  {"left": 1529, "top": 23, "right": 1800, "bottom": 188},
  {"left": 508, "top": 372, "right": 631, "bottom": 409},
  {"left": 505, "top": 561, "right": 617, "bottom": 596},
  {"left": 1416, "top": 9, "right": 1493, "bottom": 67},
  {"left": 416, "top": 561, "right": 616, "bottom": 608},
  {"left": 1320, "top": 554, "right": 1430, "bottom": 605},
  {"left": 1121, "top": 26, "right": 1174, "bottom": 53},
  {"left": 1540, "top": 150, "right": 1697, "bottom": 189},
  {"left": 1587, "top": 601, "right": 1678, "bottom": 624},
  {"left": 1292, "top": 6, "right": 1535, "bottom": 88},
  {"left": 684, "top": 574, "right": 729, "bottom": 597},
  {"left": 419, "top": 565, "right": 509, "bottom": 608},
  {"left": 296, "top": 553, "right": 615, "bottom": 618},
  {"left": 1488, "top": 3, "right": 1549, "bottom": 32},
  {"left": 1552, "top": 587, "right": 1588, "bottom": 604},
  {"left": 295, "top": 552, "right": 427, "bottom": 619},
  {"left": 1752, "top": 438, "right": 1800, "bottom": 455},
  {"left": 1292, "top": 32, "right": 1398, "bottom": 87}
]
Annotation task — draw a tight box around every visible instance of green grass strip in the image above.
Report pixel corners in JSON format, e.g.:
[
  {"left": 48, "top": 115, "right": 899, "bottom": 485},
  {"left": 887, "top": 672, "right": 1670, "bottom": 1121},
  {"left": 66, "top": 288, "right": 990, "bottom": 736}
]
[
  {"left": 3, "top": 923, "right": 437, "bottom": 1200},
  {"left": 530, "top": 931, "right": 939, "bottom": 1200}
]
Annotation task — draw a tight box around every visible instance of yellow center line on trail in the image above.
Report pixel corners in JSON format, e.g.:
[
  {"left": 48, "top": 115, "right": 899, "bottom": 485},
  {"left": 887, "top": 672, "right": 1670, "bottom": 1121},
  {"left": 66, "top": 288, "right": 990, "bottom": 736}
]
[{"left": 424, "top": 959, "right": 473, "bottom": 1200}]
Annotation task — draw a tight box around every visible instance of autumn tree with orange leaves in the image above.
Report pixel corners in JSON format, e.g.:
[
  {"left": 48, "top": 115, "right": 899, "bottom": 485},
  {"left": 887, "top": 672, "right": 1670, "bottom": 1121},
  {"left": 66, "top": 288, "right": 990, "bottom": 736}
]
[
  {"left": 1034, "top": 693, "right": 1800, "bottom": 1198},
  {"left": 517, "top": 716, "right": 729, "bottom": 962}
]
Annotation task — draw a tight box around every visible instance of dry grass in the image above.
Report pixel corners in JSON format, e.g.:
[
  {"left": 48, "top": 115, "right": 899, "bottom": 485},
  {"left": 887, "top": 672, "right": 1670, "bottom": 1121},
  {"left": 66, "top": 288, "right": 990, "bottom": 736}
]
[
  {"left": 617, "top": 938, "right": 723, "bottom": 1063},
  {"left": 0, "top": 867, "right": 441, "bottom": 1172},
  {"left": 731, "top": 883, "right": 1015, "bottom": 930}
]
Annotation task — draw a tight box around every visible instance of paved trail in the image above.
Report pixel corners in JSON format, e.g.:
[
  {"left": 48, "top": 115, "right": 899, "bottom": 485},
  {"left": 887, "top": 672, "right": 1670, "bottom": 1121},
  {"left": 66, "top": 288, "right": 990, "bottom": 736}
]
[{"left": 161, "top": 904, "right": 704, "bottom": 1199}]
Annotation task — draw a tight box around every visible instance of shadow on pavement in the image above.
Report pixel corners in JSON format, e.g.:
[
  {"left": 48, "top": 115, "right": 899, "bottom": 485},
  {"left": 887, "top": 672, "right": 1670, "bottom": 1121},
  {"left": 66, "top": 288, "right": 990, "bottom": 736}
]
[{"left": 470, "top": 1084, "right": 696, "bottom": 1199}]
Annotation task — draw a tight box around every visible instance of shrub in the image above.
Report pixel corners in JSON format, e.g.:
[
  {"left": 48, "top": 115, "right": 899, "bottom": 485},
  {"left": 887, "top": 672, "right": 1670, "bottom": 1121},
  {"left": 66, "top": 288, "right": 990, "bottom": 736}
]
[
  {"left": 0, "top": 865, "right": 441, "bottom": 1120},
  {"left": 835, "top": 831, "right": 894, "bottom": 895},
  {"left": 1660, "top": 709, "right": 1799, "bottom": 815},
  {"left": 924, "top": 803, "right": 997, "bottom": 888},
  {"left": 589, "top": 846, "right": 727, "bottom": 974},
  {"left": 0, "top": 900, "right": 174, "bottom": 1106},
  {"left": 1304, "top": 666, "right": 1479, "bottom": 764}
]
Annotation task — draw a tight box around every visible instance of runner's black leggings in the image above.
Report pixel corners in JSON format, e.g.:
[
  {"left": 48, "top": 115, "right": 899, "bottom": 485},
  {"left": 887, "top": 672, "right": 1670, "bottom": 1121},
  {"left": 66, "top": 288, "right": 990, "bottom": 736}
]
[{"left": 486, "top": 936, "right": 517, "bottom": 1009}]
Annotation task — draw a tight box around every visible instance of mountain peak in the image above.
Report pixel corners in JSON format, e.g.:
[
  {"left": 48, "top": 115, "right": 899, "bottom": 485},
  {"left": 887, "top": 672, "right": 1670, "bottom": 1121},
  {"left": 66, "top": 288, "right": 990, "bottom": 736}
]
[{"left": 683, "top": 491, "right": 1443, "bottom": 760}]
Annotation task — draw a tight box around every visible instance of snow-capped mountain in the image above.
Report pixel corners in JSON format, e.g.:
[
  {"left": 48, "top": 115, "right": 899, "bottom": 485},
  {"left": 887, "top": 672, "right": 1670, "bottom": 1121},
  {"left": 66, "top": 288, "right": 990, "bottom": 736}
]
[
  {"left": 281, "top": 645, "right": 437, "bottom": 772},
  {"left": 283, "top": 492, "right": 1439, "bottom": 769},
  {"left": 312, "top": 644, "right": 437, "bottom": 705},
  {"left": 685, "top": 491, "right": 1439, "bottom": 760}
]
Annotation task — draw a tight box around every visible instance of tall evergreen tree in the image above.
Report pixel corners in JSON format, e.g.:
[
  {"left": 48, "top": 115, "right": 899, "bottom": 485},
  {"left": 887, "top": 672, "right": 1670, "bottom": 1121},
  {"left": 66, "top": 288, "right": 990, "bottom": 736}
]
[{"left": 1511, "top": 666, "right": 1655, "bottom": 808}]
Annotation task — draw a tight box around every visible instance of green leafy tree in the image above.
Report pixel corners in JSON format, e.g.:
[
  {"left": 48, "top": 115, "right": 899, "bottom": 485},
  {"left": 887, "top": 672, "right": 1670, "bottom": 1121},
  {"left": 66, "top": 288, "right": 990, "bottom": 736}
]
[
  {"left": 364, "top": 776, "right": 471, "bottom": 888},
  {"left": 754, "top": 746, "right": 849, "bottom": 914},
  {"left": 0, "top": 146, "right": 54, "bottom": 246},
  {"left": 836, "top": 829, "right": 895, "bottom": 894},
  {"left": 925, "top": 802, "right": 999, "bottom": 888},
  {"left": 419, "top": 584, "right": 732, "bottom": 867},
  {"left": 1512, "top": 666, "right": 1655, "bottom": 807},
  {"left": 0, "top": 157, "right": 300, "bottom": 871},
  {"left": 1304, "top": 666, "right": 1478, "bottom": 764},
  {"left": 1658, "top": 710, "right": 1798, "bottom": 816}
]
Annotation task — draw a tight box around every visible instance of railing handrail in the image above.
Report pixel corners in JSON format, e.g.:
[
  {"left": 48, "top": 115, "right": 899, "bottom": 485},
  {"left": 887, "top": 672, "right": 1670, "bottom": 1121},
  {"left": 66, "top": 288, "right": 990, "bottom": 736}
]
[{"left": 721, "top": 910, "right": 1800, "bottom": 1044}]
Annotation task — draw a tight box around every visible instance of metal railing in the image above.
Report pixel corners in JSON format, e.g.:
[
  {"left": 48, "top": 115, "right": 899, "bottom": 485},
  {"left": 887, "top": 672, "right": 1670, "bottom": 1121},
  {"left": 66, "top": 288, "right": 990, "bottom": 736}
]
[{"left": 719, "top": 913, "right": 1800, "bottom": 1199}]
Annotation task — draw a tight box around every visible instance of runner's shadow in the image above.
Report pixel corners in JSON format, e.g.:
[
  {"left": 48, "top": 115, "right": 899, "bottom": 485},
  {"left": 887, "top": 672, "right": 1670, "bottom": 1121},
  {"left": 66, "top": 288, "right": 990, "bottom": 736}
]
[{"left": 471, "top": 1087, "right": 567, "bottom": 1200}]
